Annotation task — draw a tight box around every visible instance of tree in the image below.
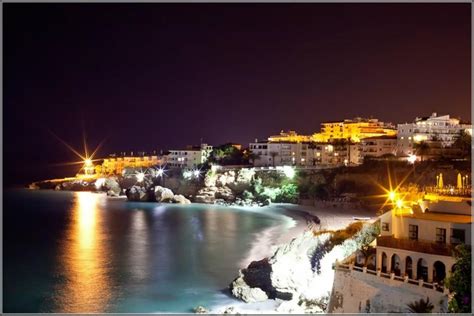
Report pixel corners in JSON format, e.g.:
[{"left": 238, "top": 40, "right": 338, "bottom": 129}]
[
  {"left": 406, "top": 297, "right": 434, "bottom": 313},
  {"left": 445, "top": 244, "right": 471, "bottom": 313},
  {"left": 209, "top": 144, "right": 246, "bottom": 165},
  {"left": 274, "top": 183, "right": 299, "bottom": 203},
  {"left": 244, "top": 151, "right": 260, "bottom": 165},
  {"left": 269, "top": 152, "right": 278, "bottom": 167},
  {"left": 413, "top": 141, "right": 430, "bottom": 162},
  {"left": 452, "top": 130, "right": 472, "bottom": 160}
]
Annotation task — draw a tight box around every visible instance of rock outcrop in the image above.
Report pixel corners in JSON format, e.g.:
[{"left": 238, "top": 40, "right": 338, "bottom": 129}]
[
  {"left": 230, "top": 231, "right": 343, "bottom": 311},
  {"left": 173, "top": 194, "right": 191, "bottom": 204},
  {"left": 154, "top": 186, "right": 175, "bottom": 202},
  {"left": 126, "top": 185, "right": 152, "bottom": 202},
  {"left": 125, "top": 185, "right": 191, "bottom": 204},
  {"left": 193, "top": 305, "right": 208, "bottom": 314}
]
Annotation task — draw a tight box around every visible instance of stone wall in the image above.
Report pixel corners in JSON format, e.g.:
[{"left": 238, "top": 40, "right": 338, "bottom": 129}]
[{"left": 328, "top": 267, "right": 448, "bottom": 313}]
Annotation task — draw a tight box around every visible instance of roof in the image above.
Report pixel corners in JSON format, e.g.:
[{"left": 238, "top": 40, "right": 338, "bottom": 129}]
[
  {"left": 396, "top": 211, "right": 472, "bottom": 224},
  {"left": 362, "top": 135, "right": 397, "bottom": 140}
]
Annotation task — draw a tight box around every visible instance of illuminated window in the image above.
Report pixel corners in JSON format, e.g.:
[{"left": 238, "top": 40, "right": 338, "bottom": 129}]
[{"left": 436, "top": 228, "right": 446, "bottom": 244}]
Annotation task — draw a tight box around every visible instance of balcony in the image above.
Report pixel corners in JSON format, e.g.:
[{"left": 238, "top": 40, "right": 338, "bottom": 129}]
[{"left": 377, "top": 236, "right": 454, "bottom": 256}]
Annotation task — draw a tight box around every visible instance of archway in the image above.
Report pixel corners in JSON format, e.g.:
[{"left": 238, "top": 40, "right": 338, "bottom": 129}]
[
  {"left": 355, "top": 250, "right": 365, "bottom": 267},
  {"left": 433, "top": 261, "right": 446, "bottom": 284},
  {"left": 391, "top": 254, "right": 401, "bottom": 276},
  {"left": 367, "top": 254, "right": 376, "bottom": 270},
  {"left": 417, "top": 258, "right": 428, "bottom": 281},
  {"left": 381, "top": 252, "right": 388, "bottom": 273},
  {"left": 405, "top": 256, "right": 413, "bottom": 279}
]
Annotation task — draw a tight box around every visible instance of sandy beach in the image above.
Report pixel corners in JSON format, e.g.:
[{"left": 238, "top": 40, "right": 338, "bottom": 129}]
[{"left": 210, "top": 202, "right": 378, "bottom": 314}]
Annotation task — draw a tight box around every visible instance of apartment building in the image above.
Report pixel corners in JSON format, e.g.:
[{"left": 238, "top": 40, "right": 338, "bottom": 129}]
[
  {"left": 102, "top": 154, "right": 161, "bottom": 175},
  {"left": 397, "top": 113, "right": 472, "bottom": 156},
  {"left": 166, "top": 143, "right": 213, "bottom": 169}
]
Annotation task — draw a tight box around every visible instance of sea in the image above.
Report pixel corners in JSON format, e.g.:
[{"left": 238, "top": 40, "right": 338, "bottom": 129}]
[{"left": 3, "top": 189, "right": 293, "bottom": 313}]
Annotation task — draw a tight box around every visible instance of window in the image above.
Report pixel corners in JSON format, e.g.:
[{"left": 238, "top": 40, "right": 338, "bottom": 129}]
[
  {"left": 436, "top": 228, "right": 446, "bottom": 243},
  {"left": 451, "top": 229, "right": 465, "bottom": 244},
  {"left": 409, "top": 224, "right": 418, "bottom": 240},
  {"left": 382, "top": 222, "right": 389, "bottom": 232}
]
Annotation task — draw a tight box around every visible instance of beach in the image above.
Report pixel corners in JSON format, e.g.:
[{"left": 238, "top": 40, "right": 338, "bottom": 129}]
[{"left": 210, "top": 202, "right": 377, "bottom": 313}]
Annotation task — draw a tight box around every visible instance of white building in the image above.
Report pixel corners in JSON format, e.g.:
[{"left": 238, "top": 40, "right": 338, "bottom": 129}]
[
  {"left": 249, "top": 141, "right": 359, "bottom": 168},
  {"left": 375, "top": 196, "right": 471, "bottom": 284},
  {"left": 166, "top": 143, "right": 213, "bottom": 169},
  {"left": 397, "top": 112, "right": 472, "bottom": 156},
  {"left": 358, "top": 135, "right": 397, "bottom": 163}
]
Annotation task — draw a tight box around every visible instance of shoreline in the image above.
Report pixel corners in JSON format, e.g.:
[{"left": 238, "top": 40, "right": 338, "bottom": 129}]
[{"left": 209, "top": 203, "right": 377, "bottom": 314}]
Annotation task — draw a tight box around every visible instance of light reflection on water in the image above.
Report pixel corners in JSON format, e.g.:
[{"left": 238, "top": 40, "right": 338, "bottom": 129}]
[
  {"left": 4, "top": 190, "right": 287, "bottom": 313},
  {"left": 54, "top": 192, "right": 111, "bottom": 313}
]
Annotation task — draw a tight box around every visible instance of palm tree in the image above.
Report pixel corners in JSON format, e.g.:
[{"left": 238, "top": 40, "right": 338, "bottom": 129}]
[
  {"left": 406, "top": 297, "right": 434, "bottom": 313},
  {"left": 453, "top": 130, "right": 472, "bottom": 160},
  {"left": 413, "top": 141, "right": 430, "bottom": 162},
  {"left": 246, "top": 152, "right": 260, "bottom": 165},
  {"left": 269, "top": 151, "right": 278, "bottom": 167}
]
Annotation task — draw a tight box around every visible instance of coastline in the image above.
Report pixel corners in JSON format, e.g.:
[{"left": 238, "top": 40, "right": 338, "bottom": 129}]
[{"left": 209, "top": 202, "right": 377, "bottom": 314}]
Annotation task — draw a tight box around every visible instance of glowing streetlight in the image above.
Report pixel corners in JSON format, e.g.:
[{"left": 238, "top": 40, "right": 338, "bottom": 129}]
[
  {"left": 282, "top": 166, "right": 295, "bottom": 179},
  {"left": 395, "top": 199, "right": 404, "bottom": 209},
  {"left": 193, "top": 169, "right": 201, "bottom": 178},
  {"left": 136, "top": 172, "right": 145, "bottom": 183},
  {"left": 84, "top": 158, "right": 92, "bottom": 166},
  {"left": 407, "top": 154, "right": 417, "bottom": 164},
  {"left": 388, "top": 191, "right": 396, "bottom": 201},
  {"left": 156, "top": 167, "right": 164, "bottom": 177}
]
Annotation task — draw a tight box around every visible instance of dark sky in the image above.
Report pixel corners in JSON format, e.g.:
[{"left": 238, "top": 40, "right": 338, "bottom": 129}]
[{"left": 4, "top": 3, "right": 471, "bottom": 185}]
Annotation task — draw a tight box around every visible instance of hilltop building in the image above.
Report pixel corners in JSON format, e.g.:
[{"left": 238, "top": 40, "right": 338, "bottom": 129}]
[
  {"left": 314, "top": 117, "right": 397, "bottom": 143},
  {"left": 397, "top": 112, "right": 472, "bottom": 156},
  {"left": 357, "top": 135, "right": 397, "bottom": 163},
  {"left": 166, "top": 143, "right": 213, "bottom": 169},
  {"left": 249, "top": 140, "right": 359, "bottom": 167}
]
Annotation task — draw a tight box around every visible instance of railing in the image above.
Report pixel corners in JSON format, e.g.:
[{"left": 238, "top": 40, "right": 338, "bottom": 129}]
[
  {"left": 335, "top": 263, "right": 448, "bottom": 294},
  {"left": 424, "top": 186, "right": 472, "bottom": 197},
  {"left": 377, "top": 236, "right": 454, "bottom": 256}
]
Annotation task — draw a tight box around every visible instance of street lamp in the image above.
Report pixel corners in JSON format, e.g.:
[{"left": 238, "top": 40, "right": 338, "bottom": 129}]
[
  {"left": 388, "top": 191, "right": 396, "bottom": 202},
  {"left": 136, "top": 172, "right": 145, "bottom": 183},
  {"left": 156, "top": 166, "right": 165, "bottom": 186}
]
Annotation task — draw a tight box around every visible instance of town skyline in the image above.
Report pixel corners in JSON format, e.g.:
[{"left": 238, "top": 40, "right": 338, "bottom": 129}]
[{"left": 4, "top": 3, "right": 471, "bottom": 184}]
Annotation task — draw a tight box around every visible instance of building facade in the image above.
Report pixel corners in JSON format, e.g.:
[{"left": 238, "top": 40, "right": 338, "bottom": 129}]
[
  {"left": 375, "top": 196, "right": 471, "bottom": 284},
  {"left": 249, "top": 141, "right": 359, "bottom": 167},
  {"left": 166, "top": 143, "right": 213, "bottom": 169},
  {"left": 358, "top": 135, "right": 397, "bottom": 163},
  {"left": 315, "top": 117, "right": 397, "bottom": 143},
  {"left": 102, "top": 154, "right": 161, "bottom": 175},
  {"left": 397, "top": 113, "right": 472, "bottom": 156}
]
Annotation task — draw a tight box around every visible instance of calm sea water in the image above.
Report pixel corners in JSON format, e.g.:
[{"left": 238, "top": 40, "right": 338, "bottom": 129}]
[{"left": 4, "top": 189, "right": 287, "bottom": 313}]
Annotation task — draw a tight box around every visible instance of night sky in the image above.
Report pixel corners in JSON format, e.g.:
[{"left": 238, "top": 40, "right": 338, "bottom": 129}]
[{"left": 4, "top": 3, "right": 471, "bottom": 185}]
